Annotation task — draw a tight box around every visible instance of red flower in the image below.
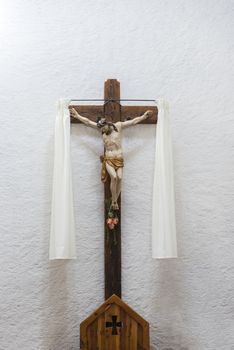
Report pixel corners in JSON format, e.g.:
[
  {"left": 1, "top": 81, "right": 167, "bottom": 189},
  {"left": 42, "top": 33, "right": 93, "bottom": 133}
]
[
  {"left": 107, "top": 218, "right": 113, "bottom": 225},
  {"left": 108, "top": 223, "right": 115, "bottom": 230},
  {"left": 113, "top": 218, "right": 119, "bottom": 225}
]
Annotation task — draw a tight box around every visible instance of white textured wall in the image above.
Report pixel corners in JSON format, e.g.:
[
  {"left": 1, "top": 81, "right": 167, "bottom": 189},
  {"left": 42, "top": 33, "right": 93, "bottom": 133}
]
[{"left": 0, "top": 0, "right": 234, "bottom": 349}]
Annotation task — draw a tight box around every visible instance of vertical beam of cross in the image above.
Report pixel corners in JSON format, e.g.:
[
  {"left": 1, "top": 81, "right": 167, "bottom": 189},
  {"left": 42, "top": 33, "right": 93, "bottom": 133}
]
[{"left": 104, "top": 79, "right": 122, "bottom": 299}]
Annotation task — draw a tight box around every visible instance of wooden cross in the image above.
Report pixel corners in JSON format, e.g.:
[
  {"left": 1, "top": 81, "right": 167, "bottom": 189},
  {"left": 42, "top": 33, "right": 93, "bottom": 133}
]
[
  {"left": 70, "top": 79, "right": 157, "bottom": 300},
  {"left": 105, "top": 315, "right": 122, "bottom": 335}
]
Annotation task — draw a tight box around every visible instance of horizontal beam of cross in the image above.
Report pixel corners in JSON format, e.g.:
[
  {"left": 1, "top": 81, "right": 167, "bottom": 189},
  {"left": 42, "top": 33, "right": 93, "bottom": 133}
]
[{"left": 69, "top": 105, "right": 158, "bottom": 124}]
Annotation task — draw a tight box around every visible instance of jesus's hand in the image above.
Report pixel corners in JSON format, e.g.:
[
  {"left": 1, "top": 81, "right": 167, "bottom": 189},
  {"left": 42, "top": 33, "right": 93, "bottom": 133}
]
[
  {"left": 144, "top": 110, "right": 153, "bottom": 118},
  {"left": 70, "top": 107, "right": 78, "bottom": 119}
]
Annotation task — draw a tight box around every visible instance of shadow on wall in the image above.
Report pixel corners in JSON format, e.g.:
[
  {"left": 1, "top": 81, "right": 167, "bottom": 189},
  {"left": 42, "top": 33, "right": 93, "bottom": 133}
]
[
  {"left": 150, "top": 259, "right": 196, "bottom": 350},
  {"left": 41, "top": 261, "right": 78, "bottom": 350},
  {"left": 38, "top": 135, "right": 79, "bottom": 350}
]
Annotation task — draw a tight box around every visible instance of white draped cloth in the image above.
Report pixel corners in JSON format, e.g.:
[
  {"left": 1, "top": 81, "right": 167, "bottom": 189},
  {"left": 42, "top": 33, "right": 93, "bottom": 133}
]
[
  {"left": 49, "top": 99, "right": 76, "bottom": 259},
  {"left": 152, "top": 99, "right": 178, "bottom": 258},
  {"left": 49, "top": 98, "right": 177, "bottom": 259}
]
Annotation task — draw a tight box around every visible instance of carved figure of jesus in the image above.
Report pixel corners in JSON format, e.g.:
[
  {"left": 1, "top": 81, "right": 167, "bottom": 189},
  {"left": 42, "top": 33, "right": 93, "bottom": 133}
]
[{"left": 70, "top": 108, "right": 153, "bottom": 210}]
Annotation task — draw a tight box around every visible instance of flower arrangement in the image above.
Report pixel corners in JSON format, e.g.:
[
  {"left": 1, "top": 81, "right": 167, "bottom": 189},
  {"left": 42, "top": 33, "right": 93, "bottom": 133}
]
[{"left": 106, "top": 211, "right": 119, "bottom": 230}]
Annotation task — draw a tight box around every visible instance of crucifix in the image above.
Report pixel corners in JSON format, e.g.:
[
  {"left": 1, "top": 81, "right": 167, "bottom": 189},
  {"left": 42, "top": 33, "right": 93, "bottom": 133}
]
[{"left": 69, "top": 79, "right": 158, "bottom": 349}]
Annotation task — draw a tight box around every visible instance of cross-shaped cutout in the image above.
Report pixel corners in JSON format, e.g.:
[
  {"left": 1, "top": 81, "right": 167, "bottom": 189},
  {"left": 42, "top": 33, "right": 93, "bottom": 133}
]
[{"left": 106, "top": 315, "right": 122, "bottom": 335}]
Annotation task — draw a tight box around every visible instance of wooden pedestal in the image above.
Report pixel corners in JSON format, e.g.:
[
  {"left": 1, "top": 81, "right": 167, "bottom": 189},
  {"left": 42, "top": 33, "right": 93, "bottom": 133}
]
[{"left": 80, "top": 294, "right": 149, "bottom": 350}]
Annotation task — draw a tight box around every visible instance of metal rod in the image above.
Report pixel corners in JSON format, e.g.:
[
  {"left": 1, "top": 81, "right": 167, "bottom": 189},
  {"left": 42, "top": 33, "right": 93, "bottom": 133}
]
[{"left": 70, "top": 98, "right": 156, "bottom": 103}]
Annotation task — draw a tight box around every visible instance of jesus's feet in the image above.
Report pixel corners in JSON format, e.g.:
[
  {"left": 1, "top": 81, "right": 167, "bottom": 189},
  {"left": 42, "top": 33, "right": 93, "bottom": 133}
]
[{"left": 111, "top": 201, "right": 119, "bottom": 210}]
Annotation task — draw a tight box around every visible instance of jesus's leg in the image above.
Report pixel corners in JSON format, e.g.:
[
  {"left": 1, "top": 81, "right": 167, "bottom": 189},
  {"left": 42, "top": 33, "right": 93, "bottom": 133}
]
[
  {"left": 106, "top": 163, "right": 119, "bottom": 210},
  {"left": 116, "top": 168, "right": 123, "bottom": 202}
]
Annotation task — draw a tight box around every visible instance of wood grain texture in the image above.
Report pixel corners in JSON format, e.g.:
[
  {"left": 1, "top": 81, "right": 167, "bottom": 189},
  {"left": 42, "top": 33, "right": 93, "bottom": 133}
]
[
  {"left": 121, "top": 105, "right": 158, "bottom": 124},
  {"left": 69, "top": 105, "right": 104, "bottom": 123},
  {"left": 104, "top": 79, "right": 122, "bottom": 300},
  {"left": 80, "top": 294, "right": 150, "bottom": 350},
  {"left": 105, "top": 303, "right": 121, "bottom": 349},
  {"left": 69, "top": 105, "right": 157, "bottom": 124}
]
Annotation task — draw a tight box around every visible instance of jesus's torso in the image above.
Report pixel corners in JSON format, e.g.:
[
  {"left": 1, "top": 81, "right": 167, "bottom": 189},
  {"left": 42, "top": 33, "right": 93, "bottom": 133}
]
[{"left": 102, "top": 122, "right": 123, "bottom": 158}]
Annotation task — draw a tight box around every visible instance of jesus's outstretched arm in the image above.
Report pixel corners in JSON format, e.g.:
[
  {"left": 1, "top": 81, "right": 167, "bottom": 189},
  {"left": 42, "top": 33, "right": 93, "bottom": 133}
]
[
  {"left": 120, "top": 110, "right": 153, "bottom": 129},
  {"left": 70, "top": 108, "right": 98, "bottom": 129}
]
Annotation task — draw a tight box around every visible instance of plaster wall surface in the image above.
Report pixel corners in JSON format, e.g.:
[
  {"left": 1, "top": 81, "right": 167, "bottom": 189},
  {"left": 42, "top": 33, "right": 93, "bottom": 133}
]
[{"left": 0, "top": 1, "right": 234, "bottom": 349}]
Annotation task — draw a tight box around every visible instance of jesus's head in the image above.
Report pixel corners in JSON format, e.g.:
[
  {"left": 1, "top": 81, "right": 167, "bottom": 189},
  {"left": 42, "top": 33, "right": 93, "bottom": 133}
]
[
  {"left": 96, "top": 117, "right": 106, "bottom": 128},
  {"left": 96, "top": 117, "right": 118, "bottom": 135}
]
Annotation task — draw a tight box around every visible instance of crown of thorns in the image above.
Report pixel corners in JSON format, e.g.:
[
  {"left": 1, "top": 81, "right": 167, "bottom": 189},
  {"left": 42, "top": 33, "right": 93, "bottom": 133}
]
[
  {"left": 96, "top": 117, "right": 118, "bottom": 132},
  {"left": 96, "top": 117, "right": 106, "bottom": 128}
]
